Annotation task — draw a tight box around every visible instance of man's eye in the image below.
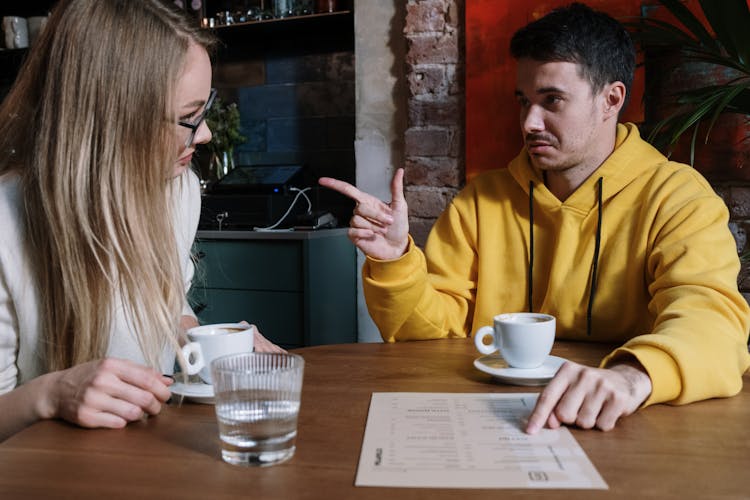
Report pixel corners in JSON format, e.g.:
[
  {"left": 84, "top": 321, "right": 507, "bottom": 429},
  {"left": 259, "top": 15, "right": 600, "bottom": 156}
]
[{"left": 546, "top": 95, "right": 563, "bottom": 106}]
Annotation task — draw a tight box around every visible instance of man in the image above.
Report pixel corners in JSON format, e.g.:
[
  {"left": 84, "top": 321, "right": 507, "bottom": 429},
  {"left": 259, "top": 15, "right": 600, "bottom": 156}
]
[{"left": 320, "top": 3, "right": 750, "bottom": 433}]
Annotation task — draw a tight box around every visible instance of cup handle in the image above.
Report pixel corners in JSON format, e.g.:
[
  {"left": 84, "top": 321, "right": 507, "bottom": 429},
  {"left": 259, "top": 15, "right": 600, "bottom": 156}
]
[
  {"left": 474, "top": 325, "right": 498, "bottom": 355},
  {"left": 180, "top": 341, "right": 205, "bottom": 375}
]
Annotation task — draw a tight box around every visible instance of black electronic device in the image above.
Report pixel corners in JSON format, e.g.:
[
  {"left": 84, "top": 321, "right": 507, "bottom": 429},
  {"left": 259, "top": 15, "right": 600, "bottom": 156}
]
[
  {"left": 294, "top": 211, "right": 338, "bottom": 230},
  {"left": 208, "top": 164, "right": 304, "bottom": 195},
  {"left": 199, "top": 192, "right": 310, "bottom": 230},
  {"left": 198, "top": 164, "right": 343, "bottom": 231}
]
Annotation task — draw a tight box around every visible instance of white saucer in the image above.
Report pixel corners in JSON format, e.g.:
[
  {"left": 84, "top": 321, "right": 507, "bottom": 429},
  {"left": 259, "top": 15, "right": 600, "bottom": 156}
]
[
  {"left": 473, "top": 355, "right": 566, "bottom": 386},
  {"left": 170, "top": 382, "right": 215, "bottom": 405}
]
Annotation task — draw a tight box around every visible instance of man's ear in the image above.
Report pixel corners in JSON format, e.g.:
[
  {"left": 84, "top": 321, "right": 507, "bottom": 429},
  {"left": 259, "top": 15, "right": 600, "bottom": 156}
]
[{"left": 602, "top": 81, "right": 626, "bottom": 119}]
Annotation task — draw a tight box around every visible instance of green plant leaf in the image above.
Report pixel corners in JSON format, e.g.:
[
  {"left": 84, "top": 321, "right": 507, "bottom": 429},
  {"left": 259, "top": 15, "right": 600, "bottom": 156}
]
[
  {"left": 689, "top": 120, "right": 699, "bottom": 166},
  {"left": 699, "top": 0, "right": 750, "bottom": 66},
  {"left": 652, "top": 91, "right": 723, "bottom": 147},
  {"left": 703, "top": 84, "right": 746, "bottom": 142},
  {"left": 659, "top": 0, "right": 718, "bottom": 50},
  {"left": 632, "top": 1, "right": 750, "bottom": 164},
  {"left": 676, "top": 49, "right": 749, "bottom": 74},
  {"left": 672, "top": 80, "right": 750, "bottom": 116},
  {"left": 204, "top": 96, "right": 246, "bottom": 157},
  {"left": 625, "top": 17, "right": 702, "bottom": 48}
]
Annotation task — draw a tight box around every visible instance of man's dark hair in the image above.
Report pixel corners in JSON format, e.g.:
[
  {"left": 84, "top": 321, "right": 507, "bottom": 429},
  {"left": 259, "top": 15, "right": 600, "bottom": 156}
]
[{"left": 510, "top": 3, "right": 635, "bottom": 109}]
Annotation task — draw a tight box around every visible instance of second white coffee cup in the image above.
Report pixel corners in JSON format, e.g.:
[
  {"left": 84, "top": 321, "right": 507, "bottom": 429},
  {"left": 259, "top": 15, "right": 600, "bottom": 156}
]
[
  {"left": 3, "top": 16, "right": 29, "bottom": 49},
  {"left": 181, "top": 323, "right": 255, "bottom": 384},
  {"left": 474, "top": 313, "right": 555, "bottom": 369},
  {"left": 27, "top": 16, "right": 48, "bottom": 45}
]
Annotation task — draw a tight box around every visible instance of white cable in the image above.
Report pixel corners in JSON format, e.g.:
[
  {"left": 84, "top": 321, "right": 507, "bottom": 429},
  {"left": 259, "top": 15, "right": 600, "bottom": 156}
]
[{"left": 253, "top": 187, "right": 312, "bottom": 231}]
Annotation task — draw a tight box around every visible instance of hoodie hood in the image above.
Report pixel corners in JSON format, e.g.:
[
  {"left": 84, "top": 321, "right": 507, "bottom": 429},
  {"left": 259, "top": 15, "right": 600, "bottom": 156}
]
[{"left": 507, "top": 123, "right": 668, "bottom": 212}]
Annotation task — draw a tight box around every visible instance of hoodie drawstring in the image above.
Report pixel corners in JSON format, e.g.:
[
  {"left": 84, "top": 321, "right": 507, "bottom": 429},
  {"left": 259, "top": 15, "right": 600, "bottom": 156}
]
[
  {"left": 586, "top": 177, "right": 603, "bottom": 336},
  {"left": 527, "top": 177, "right": 603, "bottom": 336},
  {"left": 528, "top": 181, "right": 534, "bottom": 312}
]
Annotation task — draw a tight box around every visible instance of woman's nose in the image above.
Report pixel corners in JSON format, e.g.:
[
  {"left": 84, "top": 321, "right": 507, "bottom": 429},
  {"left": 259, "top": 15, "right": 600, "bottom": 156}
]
[{"left": 194, "top": 120, "right": 213, "bottom": 146}]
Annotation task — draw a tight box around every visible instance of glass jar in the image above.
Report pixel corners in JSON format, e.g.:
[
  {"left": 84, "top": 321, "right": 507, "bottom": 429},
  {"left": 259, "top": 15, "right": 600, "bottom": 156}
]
[
  {"left": 315, "top": 0, "right": 338, "bottom": 13},
  {"left": 274, "top": 0, "right": 295, "bottom": 18},
  {"left": 294, "top": 0, "right": 313, "bottom": 16}
]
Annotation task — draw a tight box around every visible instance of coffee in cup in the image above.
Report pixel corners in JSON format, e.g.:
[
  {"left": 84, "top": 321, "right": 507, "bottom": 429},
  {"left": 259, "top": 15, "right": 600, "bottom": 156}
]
[
  {"left": 473, "top": 313, "right": 555, "bottom": 369},
  {"left": 181, "top": 323, "right": 255, "bottom": 384}
]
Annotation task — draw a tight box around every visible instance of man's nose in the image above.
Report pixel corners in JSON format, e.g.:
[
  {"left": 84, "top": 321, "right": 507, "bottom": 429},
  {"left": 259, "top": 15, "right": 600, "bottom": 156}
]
[{"left": 522, "top": 105, "right": 545, "bottom": 134}]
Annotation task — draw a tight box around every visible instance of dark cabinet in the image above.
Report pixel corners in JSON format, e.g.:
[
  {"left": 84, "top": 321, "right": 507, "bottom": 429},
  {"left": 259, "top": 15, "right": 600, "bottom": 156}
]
[{"left": 189, "top": 229, "right": 357, "bottom": 349}]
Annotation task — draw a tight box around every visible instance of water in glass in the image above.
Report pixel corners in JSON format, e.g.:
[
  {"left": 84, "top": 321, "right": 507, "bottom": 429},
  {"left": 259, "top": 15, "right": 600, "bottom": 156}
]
[{"left": 216, "top": 393, "right": 300, "bottom": 466}]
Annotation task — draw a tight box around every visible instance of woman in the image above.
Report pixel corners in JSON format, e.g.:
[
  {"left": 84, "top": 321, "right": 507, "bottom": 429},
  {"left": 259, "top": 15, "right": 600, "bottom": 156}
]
[{"left": 0, "top": 0, "right": 279, "bottom": 440}]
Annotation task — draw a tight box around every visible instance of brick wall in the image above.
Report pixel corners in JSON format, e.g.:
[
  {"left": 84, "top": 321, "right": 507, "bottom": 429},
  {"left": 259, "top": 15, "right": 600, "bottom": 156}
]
[
  {"left": 403, "top": 0, "right": 465, "bottom": 246},
  {"left": 713, "top": 183, "right": 750, "bottom": 300}
]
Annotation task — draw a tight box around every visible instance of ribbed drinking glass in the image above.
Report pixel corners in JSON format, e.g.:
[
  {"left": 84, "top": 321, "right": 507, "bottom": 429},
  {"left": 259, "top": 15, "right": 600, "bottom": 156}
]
[{"left": 211, "top": 352, "right": 305, "bottom": 466}]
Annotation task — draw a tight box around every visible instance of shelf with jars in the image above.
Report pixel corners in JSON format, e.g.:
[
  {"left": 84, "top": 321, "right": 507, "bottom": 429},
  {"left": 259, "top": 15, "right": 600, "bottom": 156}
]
[
  {"left": 200, "top": 1, "right": 353, "bottom": 50},
  {"left": 200, "top": 0, "right": 351, "bottom": 29},
  {"left": 207, "top": 9, "right": 351, "bottom": 29}
]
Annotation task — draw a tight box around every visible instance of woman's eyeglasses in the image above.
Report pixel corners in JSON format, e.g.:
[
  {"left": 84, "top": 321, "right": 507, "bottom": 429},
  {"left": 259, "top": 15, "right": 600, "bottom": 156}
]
[{"left": 177, "top": 88, "right": 217, "bottom": 148}]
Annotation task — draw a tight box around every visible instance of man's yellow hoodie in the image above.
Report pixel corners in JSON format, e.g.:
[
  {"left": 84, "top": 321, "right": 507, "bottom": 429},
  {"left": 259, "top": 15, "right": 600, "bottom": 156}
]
[{"left": 362, "top": 123, "right": 750, "bottom": 407}]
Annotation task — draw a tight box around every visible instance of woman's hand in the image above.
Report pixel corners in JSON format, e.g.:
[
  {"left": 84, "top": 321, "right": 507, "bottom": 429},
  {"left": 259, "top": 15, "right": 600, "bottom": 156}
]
[
  {"left": 238, "top": 321, "right": 287, "bottom": 353},
  {"left": 41, "top": 358, "right": 173, "bottom": 429},
  {"left": 254, "top": 329, "right": 287, "bottom": 353}
]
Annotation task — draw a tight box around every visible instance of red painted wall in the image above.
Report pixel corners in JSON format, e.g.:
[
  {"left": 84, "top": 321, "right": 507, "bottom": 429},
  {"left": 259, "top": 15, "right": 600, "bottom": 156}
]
[{"left": 465, "top": 0, "right": 646, "bottom": 179}]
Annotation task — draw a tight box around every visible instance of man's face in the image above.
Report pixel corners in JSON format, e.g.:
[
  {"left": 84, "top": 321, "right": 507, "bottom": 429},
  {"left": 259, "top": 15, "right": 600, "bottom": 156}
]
[{"left": 514, "top": 59, "right": 610, "bottom": 173}]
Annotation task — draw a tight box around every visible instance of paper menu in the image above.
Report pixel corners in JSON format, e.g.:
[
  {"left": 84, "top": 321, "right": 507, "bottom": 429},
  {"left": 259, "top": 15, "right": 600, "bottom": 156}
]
[{"left": 355, "top": 392, "right": 607, "bottom": 490}]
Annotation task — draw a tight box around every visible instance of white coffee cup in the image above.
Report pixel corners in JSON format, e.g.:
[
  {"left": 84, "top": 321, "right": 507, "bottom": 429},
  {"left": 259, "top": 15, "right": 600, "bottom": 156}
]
[
  {"left": 3, "top": 17, "right": 29, "bottom": 49},
  {"left": 181, "top": 323, "right": 255, "bottom": 384},
  {"left": 473, "top": 313, "right": 555, "bottom": 369},
  {"left": 27, "top": 16, "right": 47, "bottom": 45}
]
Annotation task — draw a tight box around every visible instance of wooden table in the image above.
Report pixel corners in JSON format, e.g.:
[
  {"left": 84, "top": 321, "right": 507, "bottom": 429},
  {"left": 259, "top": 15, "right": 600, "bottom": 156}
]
[{"left": 0, "top": 339, "right": 748, "bottom": 499}]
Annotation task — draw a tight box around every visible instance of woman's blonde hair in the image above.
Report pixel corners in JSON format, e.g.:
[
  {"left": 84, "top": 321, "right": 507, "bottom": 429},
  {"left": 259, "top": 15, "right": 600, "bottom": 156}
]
[{"left": 0, "top": 0, "right": 216, "bottom": 371}]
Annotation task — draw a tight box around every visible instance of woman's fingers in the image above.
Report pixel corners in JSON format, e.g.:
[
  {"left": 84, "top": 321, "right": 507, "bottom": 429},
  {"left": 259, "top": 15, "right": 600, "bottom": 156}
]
[
  {"left": 236, "top": 323, "right": 286, "bottom": 353},
  {"left": 253, "top": 330, "right": 287, "bottom": 353},
  {"left": 103, "top": 358, "right": 173, "bottom": 404},
  {"left": 53, "top": 359, "right": 172, "bottom": 429},
  {"left": 74, "top": 404, "right": 129, "bottom": 429}
]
